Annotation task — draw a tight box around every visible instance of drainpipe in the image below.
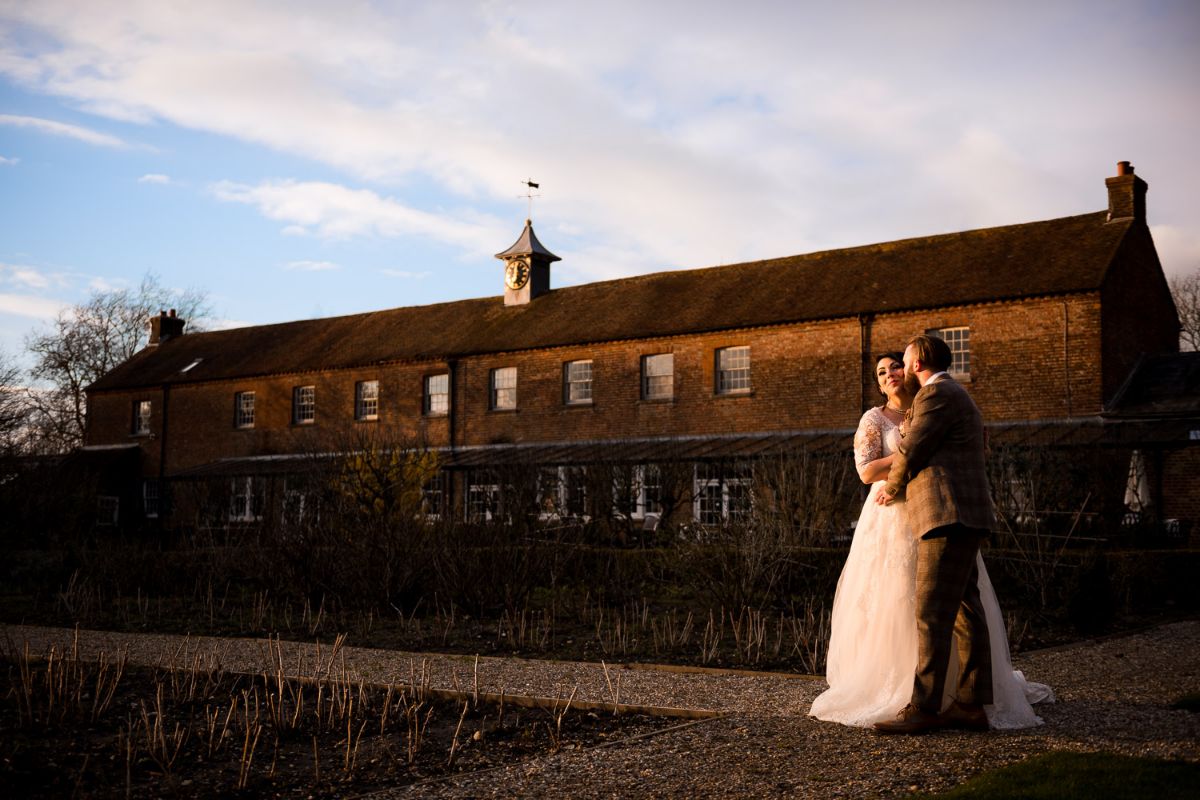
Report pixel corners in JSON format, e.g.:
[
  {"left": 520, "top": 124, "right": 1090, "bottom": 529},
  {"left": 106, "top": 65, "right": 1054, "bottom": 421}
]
[
  {"left": 158, "top": 381, "right": 170, "bottom": 522},
  {"left": 858, "top": 313, "right": 874, "bottom": 413},
  {"left": 1062, "top": 301, "right": 1072, "bottom": 417}
]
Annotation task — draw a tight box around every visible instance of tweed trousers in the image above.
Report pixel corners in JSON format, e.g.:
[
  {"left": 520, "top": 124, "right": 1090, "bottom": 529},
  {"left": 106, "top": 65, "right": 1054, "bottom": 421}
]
[{"left": 912, "top": 524, "right": 993, "bottom": 713}]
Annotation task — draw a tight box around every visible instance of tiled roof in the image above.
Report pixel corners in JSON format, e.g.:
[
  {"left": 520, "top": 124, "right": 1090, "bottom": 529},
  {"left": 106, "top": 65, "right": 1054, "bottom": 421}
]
[
  {"left": 1105, "top": 352, "right": 1200, "bottom": 419},
  {"left": 89, "top": 211, "right": 1131, "bottom": 392}
]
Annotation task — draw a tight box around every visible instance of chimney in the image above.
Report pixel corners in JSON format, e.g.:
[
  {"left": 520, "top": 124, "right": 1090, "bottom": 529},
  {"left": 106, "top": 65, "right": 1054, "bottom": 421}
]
[
  {"left": 1105, "top": 161, "right": 1147, "bottom": 223},
  {"left": 148, "top": 308, "right": 186, "bottom": 346}
]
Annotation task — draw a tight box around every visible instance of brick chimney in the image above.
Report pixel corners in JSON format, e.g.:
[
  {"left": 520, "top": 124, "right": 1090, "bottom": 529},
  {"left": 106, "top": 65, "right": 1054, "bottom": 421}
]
[
  {"left": 1105, "top": 161, "right": 1147, "bottom": 223},
  {"left": 148, "top": 309, "right": 186, "bottom": 345}
]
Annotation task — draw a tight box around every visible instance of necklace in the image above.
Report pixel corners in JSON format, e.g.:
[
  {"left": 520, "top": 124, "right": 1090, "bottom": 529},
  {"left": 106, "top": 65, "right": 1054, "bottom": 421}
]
[{"left": 885, "top": 402, "right": 904, "bottom": 414}]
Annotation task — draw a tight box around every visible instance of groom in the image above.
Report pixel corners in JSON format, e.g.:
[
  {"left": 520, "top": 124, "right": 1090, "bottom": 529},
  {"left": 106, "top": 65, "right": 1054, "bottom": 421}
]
[{"left": 872, "top": 334, "right": 994, "bottom": 734}]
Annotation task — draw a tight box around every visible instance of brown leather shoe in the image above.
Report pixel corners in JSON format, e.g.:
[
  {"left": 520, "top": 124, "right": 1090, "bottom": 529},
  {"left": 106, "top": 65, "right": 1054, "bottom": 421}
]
[
  {"left": 941, "top": 700, "right": 989, "bottom": 732},
  {"left": 873, "top": 703, "right": 944, "bottom": 735}
]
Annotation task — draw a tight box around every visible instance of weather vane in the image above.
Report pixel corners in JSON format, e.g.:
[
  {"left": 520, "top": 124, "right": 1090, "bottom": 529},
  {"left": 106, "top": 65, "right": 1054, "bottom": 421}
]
[{"left": 519, "top": 179, "right": 541, "bottom": 220}]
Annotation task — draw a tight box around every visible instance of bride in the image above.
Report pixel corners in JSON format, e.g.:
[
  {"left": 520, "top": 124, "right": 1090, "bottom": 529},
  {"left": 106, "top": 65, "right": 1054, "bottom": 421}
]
[{"left": 809, "top": 352, "right": 1053, "bottom": 729}]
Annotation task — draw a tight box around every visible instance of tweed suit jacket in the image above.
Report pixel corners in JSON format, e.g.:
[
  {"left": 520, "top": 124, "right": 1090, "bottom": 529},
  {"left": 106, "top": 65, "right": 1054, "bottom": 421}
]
[{"left": 883, "top": 375, "right": 995, "bottom": 538}]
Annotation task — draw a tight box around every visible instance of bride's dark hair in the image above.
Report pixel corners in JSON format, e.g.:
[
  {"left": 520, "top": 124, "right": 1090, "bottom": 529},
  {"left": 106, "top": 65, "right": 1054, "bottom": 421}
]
[{"left": 875, "top": 351, "right": 906, "bottom": 401}]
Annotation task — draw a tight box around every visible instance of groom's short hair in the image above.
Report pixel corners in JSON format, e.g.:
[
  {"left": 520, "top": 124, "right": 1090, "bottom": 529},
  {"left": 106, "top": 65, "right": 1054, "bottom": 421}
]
[{"left": 907, "top": 334, "right": 953, "bottom": 371}]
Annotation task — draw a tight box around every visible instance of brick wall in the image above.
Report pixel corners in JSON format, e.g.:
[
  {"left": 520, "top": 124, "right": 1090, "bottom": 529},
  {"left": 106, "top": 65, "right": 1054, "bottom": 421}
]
[
  {"left": 865, "top": 293, "right": 1104, "bottom": 419},
  {"left": 1101, "top": 224, "right": 1181, "bottom": 402},
  {"left": 86, "top": 292, "right": 1119, "bottom": 478}
]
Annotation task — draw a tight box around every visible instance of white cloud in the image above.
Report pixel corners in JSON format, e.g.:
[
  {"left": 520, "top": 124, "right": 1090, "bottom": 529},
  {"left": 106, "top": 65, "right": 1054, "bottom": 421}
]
[
  {"left": 0, "top": 292, "right": 67, "bottom": 320},
  {"left": 0, "top": 114, "right": 129, "bottom": 149},
  {"left": 0, "top": 155, "right": 17, "bottom": 165},
  {"left": 0, "top": 1, "right": 1196, "bottom": 284},
  {"left": 138, "top": 173, "right": 171, "bottom": 184},
  {"left": 211, "top": 179, "right": 509, "bottom": 254},
  {"left": 88, "top": 276, "right": 126, "bottom": 292},
  {"left": 379, "top": 269, "right": 431, "bottom": 279},
  {"left": 0, "top": 262, "right": 71, "bottom": 291},
  {"left": 284, "top": 260, "right": 340, "bottom": 272},
  {"left": 206, "top": 317, "right": 254, "bottom": 331}
]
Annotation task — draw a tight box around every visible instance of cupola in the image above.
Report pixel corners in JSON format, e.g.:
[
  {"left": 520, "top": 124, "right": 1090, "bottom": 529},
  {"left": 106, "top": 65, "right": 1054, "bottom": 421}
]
[{"left": 495, "top": 219, "right": 560, "bottom": 306}]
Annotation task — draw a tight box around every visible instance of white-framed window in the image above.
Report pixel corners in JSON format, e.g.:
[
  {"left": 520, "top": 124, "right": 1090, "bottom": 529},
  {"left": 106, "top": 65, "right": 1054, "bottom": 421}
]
[
  {"left": 422, "top": 471, "right": 444, "bottom": 519},
  {"left": 230, "top": 477, "right": 264, "bottom": 522},
  {"left": 928, "top": 326, "right": 971, "bottom": 376},
  {"left": 96, "top": 495, "right": 119, "bottom": 527},
  {"left": 356, "top": 380, "right": 379, "bottom": 421},
  {"left": 694, "top": 462, "right": 753, "bottom": 525},
  {"left": 613, "top": 465, "right": 663, "bottom": 519},
  {"left": 292, "top": 385, "right": 315, "bottom": 424},
  {"left": 466, "top": 471, "right": 502, "bottom": 521},
  {"left": 282, "top": 480, "right": 317, "bottom": 528},
  {"left": 564, "top": 360, "right": 593, "bottom": 405},
  {"left": 561, "top": 466, "right": 588, "bottom": 517},
  {"left": 143, "top": 479, "right": 160, "bottom": 518},
  {"left": 234, "top": 391, "right": 255, "bottom": 429},
  {"left": 642, "top": 354, "right": 674, "bottom": 400},
  {"left": 715, "top": 346, "right": 751, "bottom": 394},
  {"left": 133, "top": 400, "right": 151, "bottom": 435},
  {"left": 490, "top": 367, "right": 517, "bottom": 410},
  {"left": 424, "top": 373, "right": 449, "bottom": 416}
]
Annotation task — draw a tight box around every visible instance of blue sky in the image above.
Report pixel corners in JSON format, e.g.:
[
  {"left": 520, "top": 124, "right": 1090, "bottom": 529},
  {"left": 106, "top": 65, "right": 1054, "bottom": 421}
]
[{"left": 1, "top": 1, "right": 1198, "bottom": 368}]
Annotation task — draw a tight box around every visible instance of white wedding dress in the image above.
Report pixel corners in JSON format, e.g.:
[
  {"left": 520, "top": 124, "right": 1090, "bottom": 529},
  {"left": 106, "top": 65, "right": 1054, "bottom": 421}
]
[{"left": 809, "top": 407, "right": 1053, "bottom": 729}]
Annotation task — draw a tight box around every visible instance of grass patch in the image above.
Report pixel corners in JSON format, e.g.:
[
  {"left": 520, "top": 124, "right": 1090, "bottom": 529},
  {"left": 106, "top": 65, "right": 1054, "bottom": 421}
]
[{"left": 914, "top": 751, "right": 1199, "bottom": 799}]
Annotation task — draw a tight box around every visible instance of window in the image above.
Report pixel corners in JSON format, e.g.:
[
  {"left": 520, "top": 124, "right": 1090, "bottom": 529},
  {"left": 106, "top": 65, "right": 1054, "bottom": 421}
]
[
  {"left": 694, "top": 462, "right": 753, "bottom": 525},
  {"left": 283, "top": 480, "right": 318, "bottom": 529},
  {"left": 614, "top": 465, "right": 662, "bottom": 519},
  {"left": 356, "top": 380, "right": 379, "bottom": 420},
  {"left": 422, "top": 471, "right": 444, "bottom": 518},
  {"left": 490, "top": 367, "right": 516, "bottom": 410},
  {"left": 564, "top": 360, "right": 593, "bottom": 405},
  {"left": 928, "top": 326, "right": 971, "bottom": 376},
  {"left": 133, "top": 400, "right": 151, "bottom": 435},
  {"left": 424, "top": 373, "right": 449, "bottom": 416},
  {"left": 235, "top": 391, "right": 255, "bottom": 429},
  {"left": 292, "top": 385, "right": 315, "bottom": 424},
  {"left": 561, "top": 467, "right": 588, "bottom": 516},
  {"left": 230, "top": 477, "right": 264, "bottom": 522},
  {"left": 715, "top": 346, "right": 751, "bottom": 394},
  {"left": 96, "top": 496, "right": 119, "bottom": 527},
  {"left": 143, "top": 480, "right": 160, "bottom": 518},
  {"left": 467, "top": 471, "right": 502, "bottom": 521},
  {"left": 642, "top": 354, "right": 674, "bottom": 400},
  {"left": 538, "top": 467, "right": 589, "bottom": 519}
]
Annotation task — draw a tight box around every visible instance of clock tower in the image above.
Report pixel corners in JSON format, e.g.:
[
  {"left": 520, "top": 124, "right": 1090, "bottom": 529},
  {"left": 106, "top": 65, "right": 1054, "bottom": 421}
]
[{"left": 496, "top": 219, "right": 560, "bottom": 306}]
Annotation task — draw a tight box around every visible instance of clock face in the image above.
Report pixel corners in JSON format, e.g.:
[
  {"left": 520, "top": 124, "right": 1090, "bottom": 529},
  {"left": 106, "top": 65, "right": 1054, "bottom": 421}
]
[{"left": 505, "top": 259, "right": 530, "bottom": 290}]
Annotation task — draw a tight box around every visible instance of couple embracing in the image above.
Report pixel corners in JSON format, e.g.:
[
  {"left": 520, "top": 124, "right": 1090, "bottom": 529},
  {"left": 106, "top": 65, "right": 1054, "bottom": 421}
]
[{"left": 810, "top": 334, "right": 1053, "bottom": 733}]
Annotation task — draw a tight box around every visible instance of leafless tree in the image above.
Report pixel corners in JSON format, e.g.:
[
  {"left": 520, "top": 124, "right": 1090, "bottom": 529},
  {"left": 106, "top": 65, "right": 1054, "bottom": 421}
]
[
  {"left": 0, "top": 349, "right": 28, "bottom": 455},
  {"left": 23, "top": 274, "right": 212, "bottom": 451},
  {"left": 1170, "top": 265, "right": 1200, "bottom": 352}
]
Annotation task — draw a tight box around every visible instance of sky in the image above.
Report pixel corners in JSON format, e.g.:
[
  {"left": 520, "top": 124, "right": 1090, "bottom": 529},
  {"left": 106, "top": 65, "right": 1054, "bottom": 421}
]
[{"left": 1, "top": 0, "right": 1198, "bottom": 368}]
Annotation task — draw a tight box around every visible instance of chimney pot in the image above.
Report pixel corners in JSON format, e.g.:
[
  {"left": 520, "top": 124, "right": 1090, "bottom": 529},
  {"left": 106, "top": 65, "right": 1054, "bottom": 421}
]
[
  {"left": 169, "top": 308, "right": 176, "bottom": 318},
  {"left": 1105, "top": 161, "right": 1147, "bottom": 224}
]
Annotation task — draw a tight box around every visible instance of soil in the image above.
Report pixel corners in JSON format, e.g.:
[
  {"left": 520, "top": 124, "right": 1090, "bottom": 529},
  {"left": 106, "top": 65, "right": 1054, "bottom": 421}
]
[{"left": 0, "top": 660, "right": 673, "bottom": 798}]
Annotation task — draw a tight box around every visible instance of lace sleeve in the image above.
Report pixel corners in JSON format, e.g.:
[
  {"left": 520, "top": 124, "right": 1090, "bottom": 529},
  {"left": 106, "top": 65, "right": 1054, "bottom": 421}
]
[{"left": 853, "top": 409, "right": 883, "bottom": 482}]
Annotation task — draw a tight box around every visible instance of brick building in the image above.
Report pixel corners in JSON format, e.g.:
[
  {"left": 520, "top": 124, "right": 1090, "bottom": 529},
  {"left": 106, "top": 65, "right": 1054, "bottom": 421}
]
[{"left": 81, "top": 163, "right": 1192, "bottom": 533}]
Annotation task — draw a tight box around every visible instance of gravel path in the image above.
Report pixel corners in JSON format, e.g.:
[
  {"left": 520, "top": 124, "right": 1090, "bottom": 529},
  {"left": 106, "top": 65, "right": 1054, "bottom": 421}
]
[{"left": 5, "top": 621, "right": 1198, "bottom": 798}]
